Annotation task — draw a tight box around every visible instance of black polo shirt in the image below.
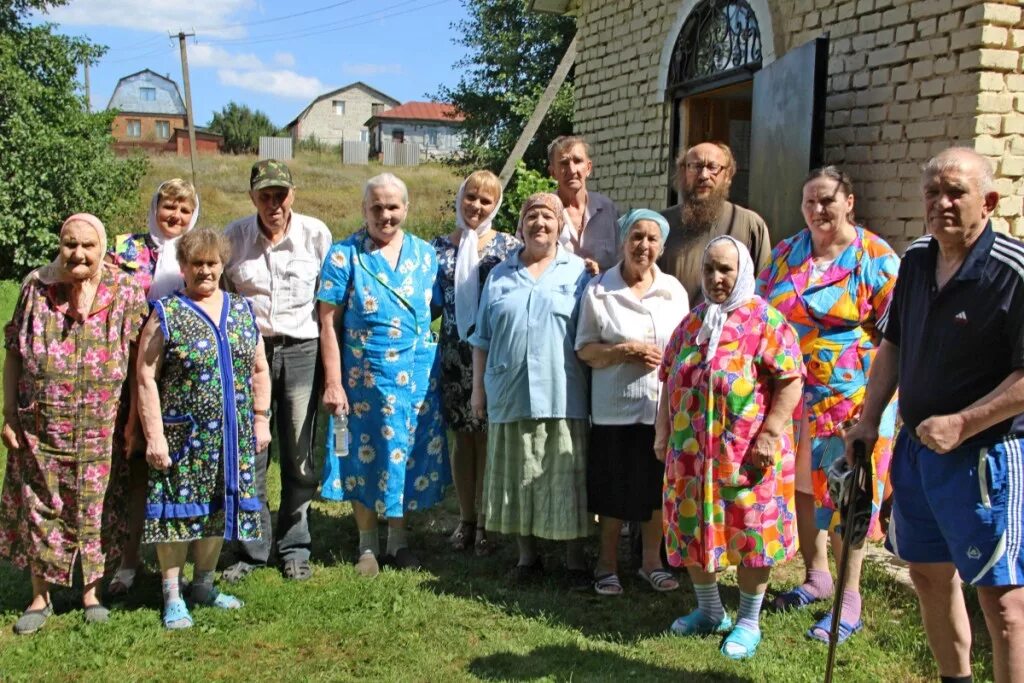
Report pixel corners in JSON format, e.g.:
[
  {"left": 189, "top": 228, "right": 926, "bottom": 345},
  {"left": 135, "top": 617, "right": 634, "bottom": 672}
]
[{"left": 885, "top": 223, "right": 1024, "bottom": 445}]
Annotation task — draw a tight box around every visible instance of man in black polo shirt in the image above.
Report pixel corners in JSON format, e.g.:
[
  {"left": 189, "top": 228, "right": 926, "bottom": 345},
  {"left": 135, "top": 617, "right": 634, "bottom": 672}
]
[{"left": 848, "top": 147, "right": 1024, "bottom": 683}]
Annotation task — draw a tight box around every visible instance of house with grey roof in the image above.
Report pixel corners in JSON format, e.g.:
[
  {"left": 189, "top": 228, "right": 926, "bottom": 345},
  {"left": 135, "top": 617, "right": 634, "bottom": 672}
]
[{"left": 107, "top": 69, "right": 187, "bottom": 146}]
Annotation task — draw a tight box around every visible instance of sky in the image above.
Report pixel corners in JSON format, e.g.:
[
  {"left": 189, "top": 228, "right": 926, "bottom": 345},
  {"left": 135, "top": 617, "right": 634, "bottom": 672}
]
[{"left": 32, "top": 0, "right": 470, "bottom": 128}]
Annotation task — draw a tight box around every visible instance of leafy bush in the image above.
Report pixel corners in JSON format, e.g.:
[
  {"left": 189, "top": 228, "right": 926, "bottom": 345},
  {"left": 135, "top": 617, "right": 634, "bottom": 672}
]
[
  {"left": 208, "top": 102, "right": 279, "bottom": 155},
  {"left": 495, "top": 161, "right": 556, "bottom": 234},
  {"left": 0, "top": 4, "right": 147, "bottom": 279}
]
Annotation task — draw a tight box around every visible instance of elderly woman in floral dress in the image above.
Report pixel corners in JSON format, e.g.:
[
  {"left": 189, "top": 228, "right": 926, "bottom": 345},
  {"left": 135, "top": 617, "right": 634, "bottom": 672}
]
[
  {"left": 137, "top": 227, "right": 271, "bottom": 630},
  {"left": 0, "top": 213, "right": 148, "bottom": 634},
  {"left": 106, "top": 177, "right": 199, "bottom": 598},
  {"left": 656, "top": 235, "right": 803, "bottom": 659},
  {"left": 319, "top": 173, "right": 450, "bottom": 576}
]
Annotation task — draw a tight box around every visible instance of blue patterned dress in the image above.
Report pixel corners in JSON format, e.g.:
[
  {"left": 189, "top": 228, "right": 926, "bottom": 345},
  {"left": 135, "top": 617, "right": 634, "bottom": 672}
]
[
  {"left": 142, "top": 292, "right": 262, "bottom": 543},
  {"left": 430, "top": 231, "right": 520, "bottom": 431},
  {"left": 318, "top": 229, "right": 451, "bottom": 516}
]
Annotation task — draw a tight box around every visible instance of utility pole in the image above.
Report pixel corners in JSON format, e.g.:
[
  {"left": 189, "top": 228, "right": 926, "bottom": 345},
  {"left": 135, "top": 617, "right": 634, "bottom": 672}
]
[
  {"left": 82, "top": 56, "right": 91, "bottom": 111},
  {"left": 175, "top": 30, "right": 199, "bottom": 189}
]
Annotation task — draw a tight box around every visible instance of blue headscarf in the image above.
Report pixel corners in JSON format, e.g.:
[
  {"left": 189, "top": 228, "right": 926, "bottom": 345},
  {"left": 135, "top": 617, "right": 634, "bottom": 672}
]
[{"left": 617, "top": 209, "right": 670, "bottom": 245}]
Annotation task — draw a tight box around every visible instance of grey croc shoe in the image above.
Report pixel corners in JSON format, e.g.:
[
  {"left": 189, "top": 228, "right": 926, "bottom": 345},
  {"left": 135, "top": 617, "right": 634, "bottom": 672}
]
[
  {"left": 83, "top": 604, "right": 110, "bottom": 624},
  {"left": 13, "top": 604, "right": 53, "bottom": 635}
]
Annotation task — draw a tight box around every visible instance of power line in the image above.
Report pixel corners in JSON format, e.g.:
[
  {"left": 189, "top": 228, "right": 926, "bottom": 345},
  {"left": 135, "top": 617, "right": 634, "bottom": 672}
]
[
  {"left": 205, "top": 0, "right": 452, "bottom": 48},
  {"left": 103, "top": 44, "right": 176, "bottom": 65},
  {"left": 194, "top": 0, "right": 362, "bottom": 32}
]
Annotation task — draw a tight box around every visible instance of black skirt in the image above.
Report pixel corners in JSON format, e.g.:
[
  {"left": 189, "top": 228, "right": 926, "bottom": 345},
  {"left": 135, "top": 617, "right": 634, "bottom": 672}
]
[{"left": 586, "top": 423, "right": 664, "bottom": 521}]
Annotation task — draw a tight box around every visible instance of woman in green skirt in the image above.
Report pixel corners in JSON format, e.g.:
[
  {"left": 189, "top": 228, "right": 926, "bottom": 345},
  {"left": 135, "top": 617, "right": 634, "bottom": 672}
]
[{"left": 468, "top": 193, "right": 591, "bottom": 588}]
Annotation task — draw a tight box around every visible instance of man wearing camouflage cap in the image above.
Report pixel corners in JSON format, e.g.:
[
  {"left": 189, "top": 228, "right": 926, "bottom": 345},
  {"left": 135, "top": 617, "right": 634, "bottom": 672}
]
[{"left": 221, "top": 159, "right": 332, "bottom": 582}]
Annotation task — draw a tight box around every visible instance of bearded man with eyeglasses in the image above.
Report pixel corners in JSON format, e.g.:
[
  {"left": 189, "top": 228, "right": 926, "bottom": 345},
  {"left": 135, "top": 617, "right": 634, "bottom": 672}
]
[{"left": 659, "top": 141, "right": 772, "bottom": 304}]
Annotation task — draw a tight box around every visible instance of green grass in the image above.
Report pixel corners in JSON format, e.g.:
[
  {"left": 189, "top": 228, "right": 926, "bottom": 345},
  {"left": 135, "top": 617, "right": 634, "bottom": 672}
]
[
  {"left": 0, "top": 157, "right": 998, "bottom": 681},
  {"left": 133, "top": 151, "right": 462, "bottom": 242}
]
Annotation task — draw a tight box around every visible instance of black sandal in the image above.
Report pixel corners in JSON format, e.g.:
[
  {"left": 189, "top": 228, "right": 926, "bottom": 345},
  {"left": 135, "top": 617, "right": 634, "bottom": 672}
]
[{"left": 449, "top": 520, "right": 475, "bottom": 551}]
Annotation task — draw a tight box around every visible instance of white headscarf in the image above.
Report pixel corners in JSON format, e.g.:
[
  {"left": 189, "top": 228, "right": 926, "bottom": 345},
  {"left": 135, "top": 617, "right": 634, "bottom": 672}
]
[
  {"left": 147, "top": 181, "right": 199, "bottom": 301},
  {"left": 453, "top": 177, "right": 503, "bottom": 340},
  {"left": 696, "top": 235, "right": 756, "bottom": 359}
]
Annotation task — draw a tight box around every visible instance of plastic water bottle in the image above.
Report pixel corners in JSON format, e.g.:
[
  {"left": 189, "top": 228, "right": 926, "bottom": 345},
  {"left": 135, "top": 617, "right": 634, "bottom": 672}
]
[{"left": 333, "top": 413, "right": 349, "bottom": 457}]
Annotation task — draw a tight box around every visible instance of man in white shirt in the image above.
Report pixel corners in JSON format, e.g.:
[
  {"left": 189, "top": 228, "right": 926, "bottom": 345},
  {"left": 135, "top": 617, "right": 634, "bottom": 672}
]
[{"left": 221, "top": 159, "right": 332, "bottom": 582}]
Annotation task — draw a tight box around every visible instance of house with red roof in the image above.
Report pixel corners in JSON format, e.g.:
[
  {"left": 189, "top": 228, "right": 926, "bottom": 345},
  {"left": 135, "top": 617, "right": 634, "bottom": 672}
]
[{"left": 365, "top": 101, "right": 466, "bottom": 160}]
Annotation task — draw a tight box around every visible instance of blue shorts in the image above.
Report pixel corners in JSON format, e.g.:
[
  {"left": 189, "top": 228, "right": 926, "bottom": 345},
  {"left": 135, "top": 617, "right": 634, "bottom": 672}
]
[{"left": 886, "top": 429, "right": 1024, "bottom": 586}]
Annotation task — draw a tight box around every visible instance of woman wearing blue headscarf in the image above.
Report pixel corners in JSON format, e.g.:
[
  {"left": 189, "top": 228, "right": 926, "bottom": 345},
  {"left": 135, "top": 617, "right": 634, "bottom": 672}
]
[{"left": 575, "top": 209, "right": 689, "bottom": 596}]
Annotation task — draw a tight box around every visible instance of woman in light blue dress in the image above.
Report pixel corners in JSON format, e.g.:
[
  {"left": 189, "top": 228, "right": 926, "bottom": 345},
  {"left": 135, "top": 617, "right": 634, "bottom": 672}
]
[{"left": 318, "top": 173, "right": 450, "bottom": 576}]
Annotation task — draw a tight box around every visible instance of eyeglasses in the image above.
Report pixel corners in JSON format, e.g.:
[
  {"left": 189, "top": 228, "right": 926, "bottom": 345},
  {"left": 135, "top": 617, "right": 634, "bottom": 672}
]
[{"left": 684, "top": 161, "right": 728, "bottom": 176}]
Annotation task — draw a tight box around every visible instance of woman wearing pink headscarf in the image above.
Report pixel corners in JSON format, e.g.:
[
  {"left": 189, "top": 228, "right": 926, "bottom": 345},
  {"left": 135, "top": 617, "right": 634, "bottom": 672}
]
[{"left": 0, "top": 214, "right": 148, "bottom": 634}]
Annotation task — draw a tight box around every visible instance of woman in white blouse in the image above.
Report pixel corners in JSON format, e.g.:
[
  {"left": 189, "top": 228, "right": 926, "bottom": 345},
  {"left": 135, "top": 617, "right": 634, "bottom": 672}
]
[{"left": 575, "top": 209, "right": 689, "bottom": 596}]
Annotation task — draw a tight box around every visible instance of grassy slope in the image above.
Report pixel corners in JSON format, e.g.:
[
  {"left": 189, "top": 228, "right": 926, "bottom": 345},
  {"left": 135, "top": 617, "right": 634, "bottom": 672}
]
[
  {"left": 133, "top": 151, "right": 462, "bottom": 241},
  {"left": 0, "top": 154, "right": 993, "bottom": 682}
]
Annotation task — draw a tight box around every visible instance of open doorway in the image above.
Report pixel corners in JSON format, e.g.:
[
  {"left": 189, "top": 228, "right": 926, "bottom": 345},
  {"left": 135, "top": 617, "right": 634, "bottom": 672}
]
[{"left": 677, "top": 81, "right": 753, "bottom": 207}]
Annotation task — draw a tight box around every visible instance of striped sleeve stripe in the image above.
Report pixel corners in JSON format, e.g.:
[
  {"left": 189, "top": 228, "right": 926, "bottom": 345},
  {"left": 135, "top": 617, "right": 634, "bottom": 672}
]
[
  {"left": 991, "top": 241, "right": 1024, "bottom": 282},
  {"left": 904, "top": 235, "right": 932, "bottom": 253},
  {"left": 876, "top": 301, "right": 890, "bottom": 334}
]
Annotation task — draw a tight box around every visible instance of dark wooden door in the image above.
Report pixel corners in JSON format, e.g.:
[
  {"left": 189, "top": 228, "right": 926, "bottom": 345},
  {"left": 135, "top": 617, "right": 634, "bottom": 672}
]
[{"left": 748, "top": 36, "right": 828, "bottom": 244}]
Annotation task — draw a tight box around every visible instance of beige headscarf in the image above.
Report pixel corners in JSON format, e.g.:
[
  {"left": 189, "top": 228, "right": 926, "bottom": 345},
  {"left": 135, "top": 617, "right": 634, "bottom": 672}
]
[
  {"left": 515, "top": 193, "right": 568, "bottom": 244},
  {"left": 37, "top": 213, "right": 108, "bottom": 285}
]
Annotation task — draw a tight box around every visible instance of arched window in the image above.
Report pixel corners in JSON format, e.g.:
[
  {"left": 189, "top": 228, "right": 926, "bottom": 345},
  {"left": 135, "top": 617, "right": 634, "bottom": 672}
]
[{"left": 667, "top": 0, "right": 762, "bottom": 96}]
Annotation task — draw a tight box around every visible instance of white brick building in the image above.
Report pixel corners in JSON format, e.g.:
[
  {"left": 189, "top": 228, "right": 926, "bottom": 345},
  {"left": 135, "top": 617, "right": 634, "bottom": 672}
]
[{"left": 531, "top": 0, "right": 1024, "bottom": 251}]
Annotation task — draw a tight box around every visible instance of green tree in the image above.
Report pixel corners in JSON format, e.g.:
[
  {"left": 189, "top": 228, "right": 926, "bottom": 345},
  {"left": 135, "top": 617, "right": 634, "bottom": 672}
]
[
  {"left": 0, "top": 0, "right": 147, "bottom": 279},
  {"left": 434, "top": 0, "right": 575, "bottom": 175},
  {"left": 208, "top": 102, "right": 279, "bottom": 154}
]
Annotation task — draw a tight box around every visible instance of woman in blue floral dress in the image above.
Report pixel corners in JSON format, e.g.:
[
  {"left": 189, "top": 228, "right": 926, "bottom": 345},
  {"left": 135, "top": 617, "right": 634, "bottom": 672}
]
[
  {"left": 319, "top": 173, "right": 450, "bottom": 576},
  {"left": 137, "top": 228, "right": 272, "bottom": 629},
  {"left": 430, "top": 170, "right": 519, "bottom": 556}
]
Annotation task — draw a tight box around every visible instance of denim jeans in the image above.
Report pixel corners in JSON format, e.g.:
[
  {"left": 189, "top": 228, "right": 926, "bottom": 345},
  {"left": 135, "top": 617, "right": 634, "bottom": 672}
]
[{"left": 234, "top": 336, "right": 320, "bottom": 565}]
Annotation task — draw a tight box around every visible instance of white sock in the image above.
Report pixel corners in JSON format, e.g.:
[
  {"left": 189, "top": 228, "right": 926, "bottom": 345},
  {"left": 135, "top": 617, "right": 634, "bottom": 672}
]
[
  {"left": 161, "top": 578, "right": 180, "bottom": 604},
  {"left": 386, "top": 526, "right": 408, "bottom": 555},
  {"left": 358, "top": 530, "right": 379, "bottom": 556},
  {"left": 693, "top": 582, "right": 725, "bottom": 622}
]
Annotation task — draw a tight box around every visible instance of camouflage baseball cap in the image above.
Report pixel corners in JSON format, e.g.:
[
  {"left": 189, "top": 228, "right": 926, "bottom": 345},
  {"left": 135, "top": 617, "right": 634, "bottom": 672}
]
[{"left": 250, "top": 159, "right": 294, "bottom": 191}]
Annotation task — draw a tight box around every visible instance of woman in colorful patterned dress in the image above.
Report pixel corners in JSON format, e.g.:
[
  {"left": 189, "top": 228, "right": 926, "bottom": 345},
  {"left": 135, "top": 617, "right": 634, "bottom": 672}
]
[
  {"left": 136, "top": 228, "right": 271, "bottom": 629},
  {"left": 656, "top": 235, "right": 803, "bottom": 659},
  {"left": 106, "top": 178, "right": 199, "bottom": 599},
  {"left": 468, "top": 193, "right": 592, "bottom": 588},
  {"left": 430, "top": 170, "right": 519, "bottom": 556},
  {"left": 319, "top": 173, "right": 450, "bottom": 577},
  {"left": 0, "top": 213, "right": 148, "bottom": 634},
  {"left": 758, "top": 166, "right": 899, "bottom": 644}
]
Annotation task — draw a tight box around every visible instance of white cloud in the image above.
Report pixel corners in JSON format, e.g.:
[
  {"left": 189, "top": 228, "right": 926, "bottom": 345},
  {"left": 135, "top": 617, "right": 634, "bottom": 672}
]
[
  {"left": 189, "top": 44, "right": 263, "bottom": 70},
  {"left": 43, "top": 0, "right": 253, "bottom": 39},
  {"left": 342, "top": 63, "right": 403, "bottom": 77},
  {"left": 273, "top": 52, "right": 296, "bottom": 67},
  {"left": 218, "top": 69, "right": 327, "bottom": 100}
]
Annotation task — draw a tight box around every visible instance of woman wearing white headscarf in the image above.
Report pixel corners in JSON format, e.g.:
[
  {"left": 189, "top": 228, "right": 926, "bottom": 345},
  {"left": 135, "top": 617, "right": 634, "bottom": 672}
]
[
  {"left": 105, "top": 178, "right": 198, "bottom": 598},
  {"left": 655, "top": 235, "right": 803, "bottom": 659},
  {"left": 431, "top": 170, "right": 519, "bottom": 555},
  {"left": 0, "top": 213, "right": 148, "bottom": 634}
]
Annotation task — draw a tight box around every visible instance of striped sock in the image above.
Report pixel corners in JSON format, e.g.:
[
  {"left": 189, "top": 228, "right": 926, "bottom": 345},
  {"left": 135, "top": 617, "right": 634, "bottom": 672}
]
[
  {"left": 736, "top": 590, "right": 765, "bottom": 632},
  {"left": 802, "top": 568, "right": 834, "bottom": 599},
  {"left": 840, "top": 590, "right": 862, "bottom": 626},
  {"left": 693, "top": 582, "right": 724, "bottom": 623}
]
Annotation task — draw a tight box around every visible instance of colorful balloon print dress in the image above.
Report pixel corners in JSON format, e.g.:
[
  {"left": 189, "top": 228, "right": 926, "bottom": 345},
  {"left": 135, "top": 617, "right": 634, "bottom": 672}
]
[
  {"left": 142, "top": 292, "right": 262, "bottom": 543},
  {"left": 659, "top": 297, "right": 803, "bottom": 571},
  {"left": 0, "top": 268, "right": 147, "bottom": 585},
  {"left": 757, "top": 227, "right": 899, "bottom": 537},
  {"left": 317, "top": 229, "right": 450, "bottom": 516}
]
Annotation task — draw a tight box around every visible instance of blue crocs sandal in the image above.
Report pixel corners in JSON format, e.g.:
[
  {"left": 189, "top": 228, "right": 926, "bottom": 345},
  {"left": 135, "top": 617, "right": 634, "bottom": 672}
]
[
  {"left": 807, "top": 611, "right": 863, "bottom": 644},
  {"left": 670, "top": 609, "right": 734, "bottom": 636},
  {"left": 721, "top": 625, "right": 762, "bottom": 660},
  {"left": 163, "top": 598, "right": 193, "bottom": 630},
  {"left": 193, "top": 587, "right": 244, "bottom": 610},
  {"left": 773, "top": 585, "right": 822, "bottom": 611}
]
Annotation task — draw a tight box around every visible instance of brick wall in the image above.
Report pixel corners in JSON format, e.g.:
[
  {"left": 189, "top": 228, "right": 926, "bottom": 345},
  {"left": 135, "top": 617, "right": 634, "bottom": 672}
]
[
  {"left": 571, "top": 0, "right": 1024, "bottom": 252},
  {"left": 111, "top": 114, "right": 186, "bottom": 143}
]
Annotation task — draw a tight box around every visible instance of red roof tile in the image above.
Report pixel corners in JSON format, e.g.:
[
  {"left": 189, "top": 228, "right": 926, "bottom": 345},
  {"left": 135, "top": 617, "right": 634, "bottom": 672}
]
[{"left": 372, "top": 101, "right": 465, "bottom": 123}]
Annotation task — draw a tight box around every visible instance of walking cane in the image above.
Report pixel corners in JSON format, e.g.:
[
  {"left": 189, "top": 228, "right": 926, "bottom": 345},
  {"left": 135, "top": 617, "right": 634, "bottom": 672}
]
[{"left": 824, "top": 439, "right": 869, "bottom": 683}]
